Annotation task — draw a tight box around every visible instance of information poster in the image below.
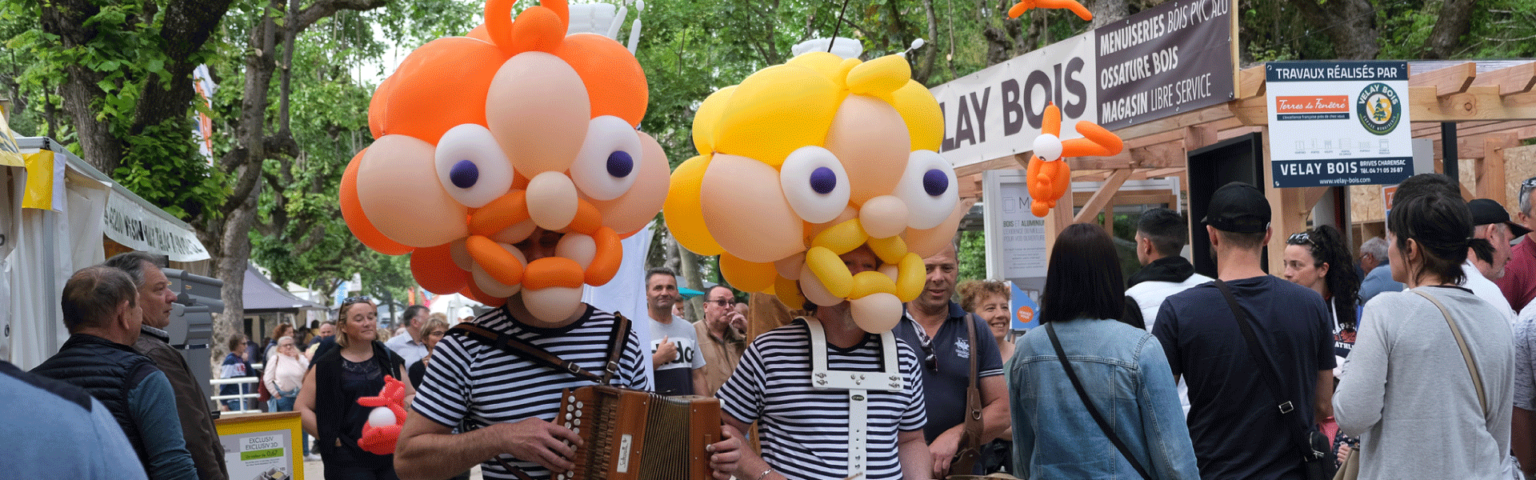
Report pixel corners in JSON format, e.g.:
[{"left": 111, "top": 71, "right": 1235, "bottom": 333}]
[
  {"left": 1010, "top": 282, "right": 1040, "bottom": 331},
  {"left": 1266, "top": 61, "right": 1414, "bottom": 187},
  {"left": 224, "top": 430, "right": 294, "bottom": 480}
]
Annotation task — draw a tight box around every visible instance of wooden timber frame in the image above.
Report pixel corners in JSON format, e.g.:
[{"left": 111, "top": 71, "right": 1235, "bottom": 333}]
[{"left": 953, "top": 60, "right": 1536, "bottom": 274}]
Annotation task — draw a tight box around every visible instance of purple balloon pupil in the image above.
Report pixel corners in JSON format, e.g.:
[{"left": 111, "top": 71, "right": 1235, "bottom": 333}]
[
  {"left": 450, "top": 160, "right": 479, "bottom": 189},
  {"left": 607, "top": 151, "right": 634, "bottom": 178},
  {"left": 809, "top": 167, "right": 837, "bottom": 194},
  {"left": 922, "top": 169, "right": 948, "bottom": 196}
]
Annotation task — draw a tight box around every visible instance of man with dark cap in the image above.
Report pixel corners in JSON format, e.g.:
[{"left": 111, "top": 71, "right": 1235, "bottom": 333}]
[
  {"left": 1466, "top": 199, "right": 1528, "bottom": 324},
  {"left": 1152, "top": 182, "right": 1336, "bottom": 479}
]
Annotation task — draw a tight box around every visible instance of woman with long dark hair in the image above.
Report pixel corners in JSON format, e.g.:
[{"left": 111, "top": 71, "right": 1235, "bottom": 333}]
[
  {"left": 296, "top": 298, "right": 414, "bottom": 480},
  {"left": 1283, "top": 224, "right": 1363, "bottom": 464},
  {"left": 1008, "top": 223, "right": 1197, "bottom": 479},
  {"left": 1334, "top": 176, "right": 1515, "bottom": 479}
]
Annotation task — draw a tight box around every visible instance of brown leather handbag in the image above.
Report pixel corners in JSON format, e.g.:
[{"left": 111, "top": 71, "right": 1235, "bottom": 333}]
[{"left": 947, "top": 314, "right": 987, "bottom": 478}]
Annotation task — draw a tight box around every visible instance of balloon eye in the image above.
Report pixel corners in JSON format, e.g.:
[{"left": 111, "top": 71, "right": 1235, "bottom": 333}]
[
  {"left": 572, "top": 116, "right": 643, "bottom": 201},
  {"left": 809, "top": 167, "right": 837, "bottom": 194},
  {"left": 450, "top": 160, "right": 479, "bottom": 189},
  {"left": 607, "top": 151, "right": 634, "bottom": 178},
  {"left": 435, "top": 124, "right": 514, "bottom": 208},
  {"left": 895, "top": 151, "right": 959, "bottom": 230},
  {"left": 779, "top": 146, "right": 850, "bottom": 224},
  {"left": 922, "top": 169, "right": 948, "bottom": 196}
]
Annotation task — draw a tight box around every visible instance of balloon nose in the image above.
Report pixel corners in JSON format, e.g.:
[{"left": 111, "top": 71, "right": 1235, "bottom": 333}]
[
  {"left": 859, "top": 195, "right": 909, "bottom": 239},
  {"left": 525, "top": 171, "right": 579, "bottom": 231}
]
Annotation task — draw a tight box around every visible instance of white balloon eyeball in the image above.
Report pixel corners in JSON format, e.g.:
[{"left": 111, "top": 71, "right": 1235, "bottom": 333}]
[
  {"left": 779, "top": 146, "right": 852, "bottom": 224},
  {"left": 570, "top": 116, "right": 643, "bottom": 201},
  {"left": 367, "top": 407, "right": 396, "bottom": 428},
  {"left": 1034, "top": 133, "right": 1063, "bottom": 162},
  {"left": 435, "top": 124, "right": 516, "bottom": 208},
  {"left": 892, "top": 150, "right": 959, "bottom": 230}
]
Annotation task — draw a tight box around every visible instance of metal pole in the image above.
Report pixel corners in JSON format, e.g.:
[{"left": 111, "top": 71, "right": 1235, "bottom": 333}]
[{"left": 1442, "top": 122, "right": 1458, "bottom": 181}]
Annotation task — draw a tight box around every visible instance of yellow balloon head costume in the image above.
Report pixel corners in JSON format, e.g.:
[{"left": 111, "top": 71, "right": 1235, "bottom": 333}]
[
  {"left": 665, "top": 52, "right": 963, "bottom": 333},
  {"left": 340, "top": 0, "right": 669, "bottom": 323}
]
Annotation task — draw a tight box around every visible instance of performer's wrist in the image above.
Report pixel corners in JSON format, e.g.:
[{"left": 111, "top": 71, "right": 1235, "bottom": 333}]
[{"left": 753, "top": 468, "right": 775, "bottom": 480}]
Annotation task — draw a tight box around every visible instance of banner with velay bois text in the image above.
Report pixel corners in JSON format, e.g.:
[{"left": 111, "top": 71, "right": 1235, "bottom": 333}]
[{"left": 1265, "top": 61, "right": 1414, "bottom": 188}]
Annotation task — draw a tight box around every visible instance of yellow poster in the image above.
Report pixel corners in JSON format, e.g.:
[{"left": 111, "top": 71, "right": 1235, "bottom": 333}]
[{"left": 22, "top": 150, "right": 57, "bottom": 210}]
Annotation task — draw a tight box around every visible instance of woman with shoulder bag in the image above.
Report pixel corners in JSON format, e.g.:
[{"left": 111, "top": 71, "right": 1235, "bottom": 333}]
[
  {"left": 1334, "top": 176, "right": 1518, "bottom": 480},
  {"left": 1008, "top": 224, "right": 1198, "bottom": 479},
  {"left": 265, "top": 335, "right": 309, "bottom": 411},
  {"left": 297, "top": 298, "right": 415, "bottom": 480}
]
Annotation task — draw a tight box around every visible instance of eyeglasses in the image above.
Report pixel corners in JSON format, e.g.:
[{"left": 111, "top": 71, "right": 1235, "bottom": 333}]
[
  {"left": 917, "top": 333, "right": 939, "bottom": 372},
  {"left": 1287, "top": 232, "right": 1312, "bottom": 245},
  {"left": 706, "top": 299, "right": 735, "bottom": 307}
]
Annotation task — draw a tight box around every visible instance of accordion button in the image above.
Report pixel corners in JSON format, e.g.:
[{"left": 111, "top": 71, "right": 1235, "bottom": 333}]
[
  {"left": 575, "top": 419, "right": 581, "bottom": 426},
  {"left": 573, "top": 427, "right": 580, "bottom": 435},
  {"left": 575, "top": 410, "right": 583, "bottom": 418},
  {"left": 576, "top": 401, "right": 584, "bottom": 408},
  {"left": 566, "top": 413, "right": 573, "bottom": 420},
  {"left": 567, "top": 404, "right": 574, "bottom": 412},
  {"left": 568, "top": 395, "right": 576, "bottom": 403}
]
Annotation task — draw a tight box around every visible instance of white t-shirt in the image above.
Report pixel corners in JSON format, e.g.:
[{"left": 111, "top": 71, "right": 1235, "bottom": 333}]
[
  {"left": 1462, "top": 259, "right": 1517, "bottom": 324},
  {"left": 648, "top": 315, "right": 705, "bottom": 396},
  {"left": 1125, "top": 272, "right": 1211, "bottom": 417}
]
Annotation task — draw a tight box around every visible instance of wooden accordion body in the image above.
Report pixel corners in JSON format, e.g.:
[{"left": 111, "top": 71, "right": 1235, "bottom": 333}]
[{"left": 553, "top": 385, "right": 721, "bottom": 480}]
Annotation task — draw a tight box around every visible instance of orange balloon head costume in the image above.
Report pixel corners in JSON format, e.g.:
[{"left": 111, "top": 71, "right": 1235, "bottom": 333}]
[
  {"left": 665, "top": 52, "right": 961, "bottom": 333},
  {"left": 341, "top": 0, "right": 669, "bottom": 323}
]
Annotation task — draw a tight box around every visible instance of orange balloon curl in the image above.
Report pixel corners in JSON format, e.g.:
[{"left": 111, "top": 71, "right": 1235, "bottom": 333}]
[
  {"left": 1026, "top": 103, "right": 1123, "bottom": 217},
  {"left": 1007, "top": 0, "right": 1094, "bottom": 21},
  {"left": 343, "top": 0, "right": 667, "bottom": 322}
]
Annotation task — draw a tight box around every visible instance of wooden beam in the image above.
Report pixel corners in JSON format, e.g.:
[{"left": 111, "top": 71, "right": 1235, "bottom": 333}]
[
  {"left": 1477, "top": 134, "right": 1517, "bottom": 203},
  {"left": 1431, "top": 124, "right": 1536, "bottom": 160},
  {"left": 1470, "top": 62, "right": 1536, "bottom": 96},
  {"left": 1232, "top": 95, "right": 1268, "bottom": 126},
  {"left": 1411, "top": 85, "right": 1536, "bottom": 121},
  {"left": 1409, "top": 62, "right": 1477, "bottom": 97},
  {"left": 1419, "top": 120, "right": 1536, "bottom": 141},
  {"left": 1072, "top": 191, "right": 1178, "bottom": 207},
  {"left": 1302, "top": 186, "right": 1330, "bottom": 213},
  {"left": 1074, "top": 169, "right": 1133, "bottom": 223},
  {"left": 1185, "top": 124, "right": 1219, "bottom": 151},
  {"left": 1239, "top": 65, "right": 1266, "bottom": 99}
]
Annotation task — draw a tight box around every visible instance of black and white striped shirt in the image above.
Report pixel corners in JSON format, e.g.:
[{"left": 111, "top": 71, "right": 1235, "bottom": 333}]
[
  {"left": 716, "top": 319, "right": 926, "bottom": 480},
  {"left": 413, "top": 305, "right": 649, "bottom": 480}
]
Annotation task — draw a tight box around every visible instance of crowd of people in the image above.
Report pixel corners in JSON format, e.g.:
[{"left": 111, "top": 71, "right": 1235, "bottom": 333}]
[{"left": 10, "top": 173, "right": 1536, "bottom": 480}]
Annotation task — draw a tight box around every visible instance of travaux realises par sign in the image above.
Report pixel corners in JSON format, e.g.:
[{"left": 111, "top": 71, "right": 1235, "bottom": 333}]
[
  {"left": 1264, "top": 61, "right": 1414, "bottom": 188},
  {"left": 929, "top": 0, "right": 1237, "bottom": 169}
]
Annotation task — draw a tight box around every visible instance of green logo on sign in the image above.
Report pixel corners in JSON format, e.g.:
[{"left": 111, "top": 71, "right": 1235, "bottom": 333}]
[
  {"left": 1356, "top": 82, "right": 1402, "bottom": 136},
  {"left": 241, "top": 448, "right": 284, "bottom": 461}
]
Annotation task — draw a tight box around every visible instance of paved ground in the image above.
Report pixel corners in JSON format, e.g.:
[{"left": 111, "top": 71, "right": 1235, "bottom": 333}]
[{"left": 302, "top": 458, "right": 483, "bottom": 480}]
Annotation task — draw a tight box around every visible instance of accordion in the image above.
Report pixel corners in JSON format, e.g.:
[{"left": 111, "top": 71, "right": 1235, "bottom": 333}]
[{"left": 553, "top": 385, "right": 722, "bottom": 480}]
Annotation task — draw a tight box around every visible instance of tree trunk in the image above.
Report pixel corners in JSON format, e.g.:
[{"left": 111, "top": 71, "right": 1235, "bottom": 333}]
[
  {"left": 1421, "top": 0, "right": 1475, "bottom": 59},
  {"left": 678, "top": 248, "right": 705, "bottom": 323},
  {"left": 1295, "top": 0, "right": 1379, "bottom": 60},
  {"left": 39, "top": 0, "right": 123, "bottom": 175},
  {"left": 915, "top": 0, "right": 941, "bottom": 84}
]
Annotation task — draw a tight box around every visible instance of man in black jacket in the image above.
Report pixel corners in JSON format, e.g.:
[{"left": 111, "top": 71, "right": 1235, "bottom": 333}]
[
  {"left": 32, "top": 265, "right": 198, "bottom": 480},
  {"left": 108, "top": 252, "right": 229, "bottom": 480}
]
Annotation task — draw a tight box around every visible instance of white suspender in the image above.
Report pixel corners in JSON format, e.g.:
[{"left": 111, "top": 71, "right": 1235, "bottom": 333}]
[{"left": 803, "top": 318, "right": 903, "bottom": 478}]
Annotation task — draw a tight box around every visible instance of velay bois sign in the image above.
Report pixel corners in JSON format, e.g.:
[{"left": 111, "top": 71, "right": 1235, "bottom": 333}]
[{"left": 1265, "top": 61, "right": 1414, "bottom": 188}]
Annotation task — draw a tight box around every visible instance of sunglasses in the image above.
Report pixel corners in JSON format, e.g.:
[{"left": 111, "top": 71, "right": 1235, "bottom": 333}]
[
  {"left": 341, "top": 296, "right": 371, "bottom": 306},
  {"left": 1287, "top": 232, "right": 1311, "bottom": 245},
  {"left": 706, "top": 299, "right": 735, "bottom": 307},
  {"left": 917, "top": 334, "right": 939, "bottom": 372}
]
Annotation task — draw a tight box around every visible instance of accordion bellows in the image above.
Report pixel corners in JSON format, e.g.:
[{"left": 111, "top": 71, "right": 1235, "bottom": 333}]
[{"left": 554, "top": 385, "right": 722, "bottom": 480}]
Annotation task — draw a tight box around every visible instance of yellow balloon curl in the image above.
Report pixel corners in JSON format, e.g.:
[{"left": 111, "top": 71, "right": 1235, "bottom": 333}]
[{"left": 665, "top": 52, "right": 963, "bottom": 333}]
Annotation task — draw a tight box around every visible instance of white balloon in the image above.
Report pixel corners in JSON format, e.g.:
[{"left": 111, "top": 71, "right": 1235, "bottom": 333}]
[
  {"left": 799, "top": 264, "right": 844, "bottom": 307},
  {"left": 368, "top": 407, "right": 396, "bottom": 428},
  {"left": 774, "top": 253, "right": 805, "bottom": 281},
  {"left": 850, "top": 293, "right": 902, "bottom": 333},
  {"left": 490, "top": 220, "right": 537, "bottom": 245},
  {"left": 556, "top": 233, "right": 597, "bottom": 269},
  {"left": 526, "top": 171, "right": 579, "bottom": 231},
  {"left": 522, "top": 286, "right": 586, "bottom": 323},
  {"left": 1034, "top": 133, "right": 1063, "bottom": 162}
]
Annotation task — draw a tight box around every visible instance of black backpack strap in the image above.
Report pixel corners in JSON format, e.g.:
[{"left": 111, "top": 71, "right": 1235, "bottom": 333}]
[
  {"left": 447, "top": 324, "right": 604, "bottom": 384},
  {"left": 1213, "top": 279, "right": 1326, "bottom": 464},
  {"left": 1045, "top": 322, "right": 1153, "bottom": 480}
]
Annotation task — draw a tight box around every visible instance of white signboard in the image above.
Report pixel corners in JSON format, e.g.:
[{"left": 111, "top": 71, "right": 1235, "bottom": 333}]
[
  {"left": 1265, "top": 61, "right": 1414, "bottom": 187},
  {"left": 103, "top": 189, "right": 211, "bottom": 262},
  {"left": 931, "top": 33, "right": 1097, "bottom": 170},
  {"left": 982, "top": 170, "right": 1048, "bottom": 290},
  {"left": 222, "top": 430, "right": 293, "bottom": 480}
]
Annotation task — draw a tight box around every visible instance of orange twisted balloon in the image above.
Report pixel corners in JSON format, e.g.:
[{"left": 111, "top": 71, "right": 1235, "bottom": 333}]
[
  {"left": 1008, "top": 0, "right": 1093, "bottom": 20},
  {"left": 1026, "top": 103, "right": 1123, "bottom": 217}
]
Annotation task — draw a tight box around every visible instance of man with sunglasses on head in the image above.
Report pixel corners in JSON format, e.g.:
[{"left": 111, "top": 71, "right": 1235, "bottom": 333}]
[
  {"left": 891, "top": 242, "right": 1008, "bottom": 477},
  {"left": 695, "top": 285, "right": 748, "bottom": 396},
  {"left": 1499, "top": 177, "right": 1536, "bottom": 314}
]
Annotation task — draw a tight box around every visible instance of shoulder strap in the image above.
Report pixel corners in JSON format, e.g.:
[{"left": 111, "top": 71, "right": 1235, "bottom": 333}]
[
  {"left": 447, "top": 324, "right": 605, "bottom": 384},
  {"left": 1411, "top": 289, "right": 1488, "bottom": 417},
  {"left": 949, "top": 314, "right": 986, "bottom": 476},
  {"left": 1213, "top": 279, "right": 1323, "bottom": 464},
  {"left": 1045, "top": 322, "right": 1152, "bottom": 480},
  {"left": 601, "top": 312, "right": 631, "bottom": 385}
]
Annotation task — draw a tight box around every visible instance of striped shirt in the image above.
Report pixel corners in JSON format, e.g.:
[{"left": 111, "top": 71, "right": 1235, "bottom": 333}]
[
  {"left": 413, "top": 305, "right": 649, "bottom": 480},
  {"left": 717, "top": 319, "right": 926, "bottom": 480}
]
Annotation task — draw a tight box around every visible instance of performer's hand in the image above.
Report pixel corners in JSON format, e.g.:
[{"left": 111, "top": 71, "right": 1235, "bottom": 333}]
[
  {"left": 491, "top": 417, "right": 583, "bottom": 474},
  {"left": 929, "top": 428, "right": 963, "bottom": 478},
  {"left": 656, "top": 336, "right": 679, "bottom": 363},
  {"left": 708, "top": 423, "right": 744, "bottom": 479}
]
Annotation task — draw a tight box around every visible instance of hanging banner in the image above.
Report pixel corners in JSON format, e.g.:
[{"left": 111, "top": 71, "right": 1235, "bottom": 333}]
[
  {"left": 1094, "top": 0, "right": 1236, "bottom": 130},
  {"left": 103, "top": 190, "right": 211, "bottom": 262},
  {"left": 930, "top": 0, "right": 1237, "bottom": 169},
  {"left": 0, "top": 104, "right": 22, "bottom": 168},
  {"left": 1266, "top": 61, "right": 1414, "bottom": 188},
  {"left": 930, "top": 33, "right": 1097, "bottom": 169}
]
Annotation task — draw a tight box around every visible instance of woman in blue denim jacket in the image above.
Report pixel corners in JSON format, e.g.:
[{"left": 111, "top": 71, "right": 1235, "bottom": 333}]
[{"left": 1008, "top": 223, "right": 1199, "bottom": 479}]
